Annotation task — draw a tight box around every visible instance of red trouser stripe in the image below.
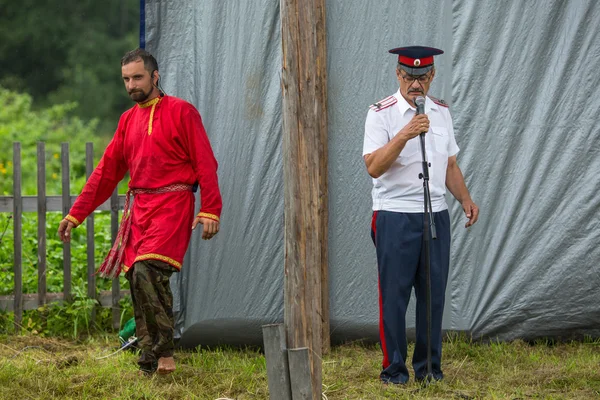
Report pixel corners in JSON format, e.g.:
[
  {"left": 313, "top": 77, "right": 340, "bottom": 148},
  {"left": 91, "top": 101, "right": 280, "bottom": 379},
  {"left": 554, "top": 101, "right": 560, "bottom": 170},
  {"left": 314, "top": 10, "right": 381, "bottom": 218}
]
[{"left": 372, "top": 211, "right": 390, "bottom": 368}]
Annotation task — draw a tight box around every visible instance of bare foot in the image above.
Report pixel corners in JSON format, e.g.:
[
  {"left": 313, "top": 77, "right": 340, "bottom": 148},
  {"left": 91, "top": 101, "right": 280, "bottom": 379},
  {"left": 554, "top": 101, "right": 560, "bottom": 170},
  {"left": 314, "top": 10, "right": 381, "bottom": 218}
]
[{"left": 157, "top": 357, "right": 176, "bottom": 375}]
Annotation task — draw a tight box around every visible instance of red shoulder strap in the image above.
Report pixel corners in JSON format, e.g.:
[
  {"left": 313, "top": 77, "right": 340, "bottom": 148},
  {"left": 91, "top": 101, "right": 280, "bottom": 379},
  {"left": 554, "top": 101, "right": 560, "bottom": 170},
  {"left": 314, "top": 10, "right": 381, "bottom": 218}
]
[
  {"left": 369, "top": 95, "right": 397, "bottom": 112},
  {"left": 429, "top": 96, "right": 449, "bottom": 108}
]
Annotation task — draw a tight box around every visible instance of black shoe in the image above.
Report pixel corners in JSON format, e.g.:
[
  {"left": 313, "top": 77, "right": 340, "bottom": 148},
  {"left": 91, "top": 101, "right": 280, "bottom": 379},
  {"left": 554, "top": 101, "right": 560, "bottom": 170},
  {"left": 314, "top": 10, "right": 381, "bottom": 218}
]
[
  {"left": 381, "top": 376, "right": 409, "bottom": 385},
  {"left": 415, "top": 373, "right": 443, "bottom": 383}
]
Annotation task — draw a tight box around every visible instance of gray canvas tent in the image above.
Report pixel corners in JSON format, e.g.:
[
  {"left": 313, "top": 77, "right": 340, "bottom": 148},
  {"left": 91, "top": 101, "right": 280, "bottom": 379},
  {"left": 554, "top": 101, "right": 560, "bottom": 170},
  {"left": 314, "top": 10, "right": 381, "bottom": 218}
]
[{"left": 141, "top": 0, "right": 600, "bottom": 347}]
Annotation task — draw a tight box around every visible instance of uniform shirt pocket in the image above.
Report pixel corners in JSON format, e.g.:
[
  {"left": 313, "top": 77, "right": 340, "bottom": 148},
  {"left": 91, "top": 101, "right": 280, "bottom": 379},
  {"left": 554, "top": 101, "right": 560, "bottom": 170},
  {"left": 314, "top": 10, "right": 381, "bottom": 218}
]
[
  {"left": 398, "top": 136, "right": 421, "bottom": 165},
  {"left": 431, "top": 126, "right": 449, "bottom": 156}
]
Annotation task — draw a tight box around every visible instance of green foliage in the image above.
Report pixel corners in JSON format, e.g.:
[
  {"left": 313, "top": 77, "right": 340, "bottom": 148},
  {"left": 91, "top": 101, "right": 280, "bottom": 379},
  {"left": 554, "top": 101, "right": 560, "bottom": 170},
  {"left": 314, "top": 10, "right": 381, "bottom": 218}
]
[
  {"left": 0, "top": 0, "right": 139, "bottom": 134},
  {"left": 0, "top": 88, "right": 132, "bottom": 338},
  {"left": 0, "top": 212, "right": 126, "bottom": 296},
  {"left": 0, "top": 293, "right": 133, "bottom": 338},
  {"left": 0, "top": 86, "right": 110, "bottom": 195},
  {"left": 0, "top": 0, "right": 139, "bottom": 338},
  {"left": 0, "top": 212, "right": 133, "bottom": 338}
]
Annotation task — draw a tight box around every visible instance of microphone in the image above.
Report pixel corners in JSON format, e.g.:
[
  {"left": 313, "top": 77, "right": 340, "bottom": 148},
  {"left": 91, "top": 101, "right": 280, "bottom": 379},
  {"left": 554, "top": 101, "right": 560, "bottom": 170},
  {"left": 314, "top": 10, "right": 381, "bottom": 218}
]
[
  {"left": 415, "top": 96, "right": 427, "bottom": 136},
  {"left": 414, "top": 96, "right": 426, "bottom": 115}
]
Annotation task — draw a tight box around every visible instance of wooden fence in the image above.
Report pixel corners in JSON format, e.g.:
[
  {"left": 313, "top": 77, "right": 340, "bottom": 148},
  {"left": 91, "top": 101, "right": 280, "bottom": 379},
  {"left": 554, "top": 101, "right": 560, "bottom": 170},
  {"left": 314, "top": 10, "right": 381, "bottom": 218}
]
[{"left": 0, "top": 142, "right": 127, "bottom": 332}]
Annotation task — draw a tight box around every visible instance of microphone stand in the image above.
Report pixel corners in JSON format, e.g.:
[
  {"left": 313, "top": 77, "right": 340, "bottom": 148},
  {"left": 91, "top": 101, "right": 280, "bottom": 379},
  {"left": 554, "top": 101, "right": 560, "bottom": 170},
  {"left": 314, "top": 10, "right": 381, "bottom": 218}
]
[{"left": 418, "top": 127, "right": 437, "bottom": 383}]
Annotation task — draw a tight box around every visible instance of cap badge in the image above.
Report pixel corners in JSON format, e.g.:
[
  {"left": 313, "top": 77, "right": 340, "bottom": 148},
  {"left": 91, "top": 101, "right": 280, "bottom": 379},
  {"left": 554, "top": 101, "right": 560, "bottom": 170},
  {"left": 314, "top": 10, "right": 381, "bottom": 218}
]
[{"left": 414, "top": 59, "right": 421, "bottom": 66}]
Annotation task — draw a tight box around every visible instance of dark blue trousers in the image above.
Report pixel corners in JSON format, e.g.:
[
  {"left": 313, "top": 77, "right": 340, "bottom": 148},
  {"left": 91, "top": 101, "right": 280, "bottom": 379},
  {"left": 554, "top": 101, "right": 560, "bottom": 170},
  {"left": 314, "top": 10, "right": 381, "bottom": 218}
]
[{"left": 371, "top": 210, "right": 450, "bottom": 383}]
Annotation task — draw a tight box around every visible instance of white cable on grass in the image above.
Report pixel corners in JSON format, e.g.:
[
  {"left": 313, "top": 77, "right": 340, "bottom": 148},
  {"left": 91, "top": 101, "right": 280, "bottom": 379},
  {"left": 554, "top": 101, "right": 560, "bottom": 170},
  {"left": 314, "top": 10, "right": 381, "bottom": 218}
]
[{"left": 95, "top": 336, "right": 137, "bottom": 360}]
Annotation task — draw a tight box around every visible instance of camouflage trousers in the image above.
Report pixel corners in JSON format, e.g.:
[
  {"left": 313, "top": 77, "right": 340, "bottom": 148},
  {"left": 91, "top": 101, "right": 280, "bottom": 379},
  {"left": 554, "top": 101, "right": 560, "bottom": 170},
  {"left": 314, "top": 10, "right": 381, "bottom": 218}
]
[{"left": 125, "top": 259, "right": 177, "bottom": 372}]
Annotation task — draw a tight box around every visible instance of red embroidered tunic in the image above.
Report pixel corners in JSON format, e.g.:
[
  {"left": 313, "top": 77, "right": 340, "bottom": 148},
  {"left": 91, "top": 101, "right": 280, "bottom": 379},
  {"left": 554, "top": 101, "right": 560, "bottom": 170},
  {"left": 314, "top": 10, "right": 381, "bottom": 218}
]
[{"left": 66, "top": 95, "right": 222, "bottom": 271}]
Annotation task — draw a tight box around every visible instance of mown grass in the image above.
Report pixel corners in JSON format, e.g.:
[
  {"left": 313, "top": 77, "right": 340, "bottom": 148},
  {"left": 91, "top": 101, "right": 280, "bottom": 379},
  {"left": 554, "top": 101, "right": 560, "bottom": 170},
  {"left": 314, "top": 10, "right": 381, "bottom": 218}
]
[{"left": 0, "top": 334, "right": 598, "bottom": 399}]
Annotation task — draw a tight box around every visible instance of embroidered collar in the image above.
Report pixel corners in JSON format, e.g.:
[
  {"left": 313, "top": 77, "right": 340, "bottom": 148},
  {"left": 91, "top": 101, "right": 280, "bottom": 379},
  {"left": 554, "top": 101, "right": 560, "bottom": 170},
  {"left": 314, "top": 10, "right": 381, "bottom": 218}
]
[{"left": 138, "top": 95, "right": 162, "bottom": 108}]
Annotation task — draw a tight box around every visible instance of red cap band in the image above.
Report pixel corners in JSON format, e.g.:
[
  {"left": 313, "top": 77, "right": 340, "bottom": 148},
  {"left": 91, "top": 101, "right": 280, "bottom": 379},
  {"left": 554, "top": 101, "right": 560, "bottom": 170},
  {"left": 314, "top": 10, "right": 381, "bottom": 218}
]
[{"left": 398, "top": 55, "right": 434, "bottom": 67}]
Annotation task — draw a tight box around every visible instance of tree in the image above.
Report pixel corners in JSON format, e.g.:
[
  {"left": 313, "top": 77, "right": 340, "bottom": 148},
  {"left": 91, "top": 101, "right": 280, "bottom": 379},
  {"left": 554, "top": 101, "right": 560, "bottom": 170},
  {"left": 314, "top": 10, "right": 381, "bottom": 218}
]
[
  {"left": 0, "top": 0, "right": 138, "bottom": 135},
  {"left": 0, "top": 86, "right": 105, "bottom": 196}
]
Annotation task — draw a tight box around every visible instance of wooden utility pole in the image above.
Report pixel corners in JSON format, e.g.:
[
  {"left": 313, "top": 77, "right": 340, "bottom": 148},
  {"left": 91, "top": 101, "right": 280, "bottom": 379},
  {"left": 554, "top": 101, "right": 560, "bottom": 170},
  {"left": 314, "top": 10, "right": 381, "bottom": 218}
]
[
  {"left": 315, "top": 0, "right": 330, "bottom": 356},
  {"left": 281, "top": 0, "right": 329, "bottom": 397}
]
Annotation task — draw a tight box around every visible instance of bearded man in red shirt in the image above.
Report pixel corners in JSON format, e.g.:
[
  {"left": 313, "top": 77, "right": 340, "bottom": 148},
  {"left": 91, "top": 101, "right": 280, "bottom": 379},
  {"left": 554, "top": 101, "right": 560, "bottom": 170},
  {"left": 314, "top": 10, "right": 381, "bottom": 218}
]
[{"left": 58, "top": 48, "right": 222, "bottom": 375}]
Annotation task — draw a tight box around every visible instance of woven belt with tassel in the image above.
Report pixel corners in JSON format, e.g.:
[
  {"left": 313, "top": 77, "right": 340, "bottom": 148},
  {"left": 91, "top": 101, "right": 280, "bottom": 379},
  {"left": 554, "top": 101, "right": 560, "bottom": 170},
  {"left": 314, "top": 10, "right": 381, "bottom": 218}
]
[{"left": 97, "top": 183, "right": 195, "bottom": 278}]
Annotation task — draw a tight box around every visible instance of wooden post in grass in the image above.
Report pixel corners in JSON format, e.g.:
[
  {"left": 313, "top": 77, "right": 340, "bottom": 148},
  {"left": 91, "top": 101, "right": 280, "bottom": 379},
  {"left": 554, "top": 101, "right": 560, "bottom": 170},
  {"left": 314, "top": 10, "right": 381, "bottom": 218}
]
[
  {"left": 288, "top": 348, "right": 313, "bottom": 400},
  {"left": 37, "top": 142, "right": 47, "bottom": 308},
  {"left": 280, "top": 0, "right": 329, "bottom": 398},
  {"left": 86, "top": 143, "right": 96, "bottom": 323},
  {"left": 13, "top": 142, "right": 22, "bottom": 332},
  {"left": 262, "top": 324, "right": 292, "bottom": 400},
  {"left": 61, "top": 143, "right": 72, "bottom": 303},
  {"left": 315, "top": 0, "right": 331, "bottom": 357}
]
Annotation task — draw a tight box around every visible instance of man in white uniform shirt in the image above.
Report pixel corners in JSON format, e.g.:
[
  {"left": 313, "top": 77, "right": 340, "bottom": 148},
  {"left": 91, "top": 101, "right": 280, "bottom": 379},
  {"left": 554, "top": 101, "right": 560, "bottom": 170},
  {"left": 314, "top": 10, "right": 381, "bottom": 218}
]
[{"left": 363, "top": 46, "right": 479, "bottom": 384}]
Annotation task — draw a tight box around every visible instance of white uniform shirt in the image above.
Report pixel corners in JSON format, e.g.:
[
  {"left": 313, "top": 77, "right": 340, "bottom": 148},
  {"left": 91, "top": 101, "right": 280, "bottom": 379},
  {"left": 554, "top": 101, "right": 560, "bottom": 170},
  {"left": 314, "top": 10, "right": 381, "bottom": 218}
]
[{"left": 363, "top": 90, "right": 459, "bottom": 213}]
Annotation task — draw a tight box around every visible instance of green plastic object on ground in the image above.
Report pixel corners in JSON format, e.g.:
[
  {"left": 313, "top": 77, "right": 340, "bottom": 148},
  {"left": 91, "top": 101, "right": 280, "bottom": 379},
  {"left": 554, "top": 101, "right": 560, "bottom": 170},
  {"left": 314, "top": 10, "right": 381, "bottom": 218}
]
[{"left": 119, "top": 317, "right": 136, "bottom": 342}]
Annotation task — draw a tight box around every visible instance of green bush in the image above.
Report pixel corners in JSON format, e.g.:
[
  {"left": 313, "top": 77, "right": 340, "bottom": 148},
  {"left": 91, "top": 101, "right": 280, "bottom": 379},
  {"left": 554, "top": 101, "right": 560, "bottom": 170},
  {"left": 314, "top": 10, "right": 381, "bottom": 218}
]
[
  {"left": 0, "top": 86, "right": 109, "bottom": 196},
  {"left": 0, "top": 212, "right": 127, "bottom": 295},
  {"left": 0, "top": 292, "right": 133, "bottom": 338},
  {"left": 0, "top": 87, "right": 132, "bottom": 336}
]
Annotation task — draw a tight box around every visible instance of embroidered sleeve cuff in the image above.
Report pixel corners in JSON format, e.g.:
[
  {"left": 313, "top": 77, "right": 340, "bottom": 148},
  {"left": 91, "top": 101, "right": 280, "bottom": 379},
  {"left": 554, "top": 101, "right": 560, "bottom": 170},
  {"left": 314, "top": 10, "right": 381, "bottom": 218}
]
[
  {"left": 65, "top": 214, "right": 81, "bottom": 227},
  {"left": 197, "top": 212, "right": 220, "bottom": 222}
]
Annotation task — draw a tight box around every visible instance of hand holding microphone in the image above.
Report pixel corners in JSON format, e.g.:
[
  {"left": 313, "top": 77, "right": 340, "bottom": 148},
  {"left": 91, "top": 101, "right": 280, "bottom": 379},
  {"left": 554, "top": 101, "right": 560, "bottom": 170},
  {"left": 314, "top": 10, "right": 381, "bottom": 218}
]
[
  {"left": 414, "top": 96, "right": 429, "bottom": 135},
  {"left": 400, "top": 96, "right": 429, "bottom": 141}
]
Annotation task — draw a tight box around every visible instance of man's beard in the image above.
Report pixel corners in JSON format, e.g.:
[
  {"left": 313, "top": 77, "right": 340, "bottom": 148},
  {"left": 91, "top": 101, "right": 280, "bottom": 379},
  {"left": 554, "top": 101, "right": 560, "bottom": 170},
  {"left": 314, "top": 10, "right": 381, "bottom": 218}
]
[{"left": 128, "top": 88, "right": 152, "bottom": 103}]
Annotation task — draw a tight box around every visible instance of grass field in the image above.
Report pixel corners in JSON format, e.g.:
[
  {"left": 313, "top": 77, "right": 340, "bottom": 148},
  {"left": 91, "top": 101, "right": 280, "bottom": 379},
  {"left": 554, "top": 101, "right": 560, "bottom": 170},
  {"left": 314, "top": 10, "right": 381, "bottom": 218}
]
[{"left": 0, "top": 334, "right": 598, "bottom": 399}]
